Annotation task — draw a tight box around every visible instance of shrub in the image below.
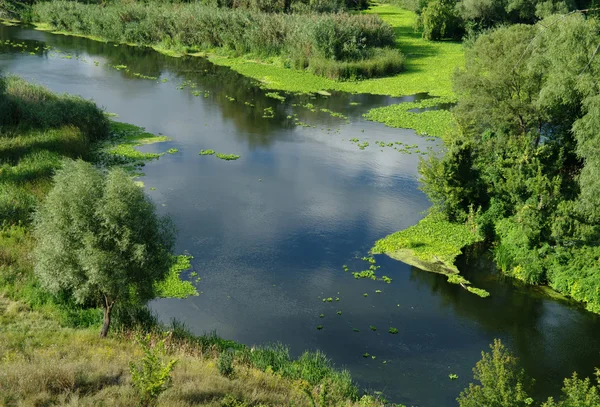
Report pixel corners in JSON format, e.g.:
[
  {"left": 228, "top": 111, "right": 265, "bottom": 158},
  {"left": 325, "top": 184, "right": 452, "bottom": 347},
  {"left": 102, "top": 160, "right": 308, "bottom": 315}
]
[
  {"left": 130, "top": 333, "right": 178, "bottom": 407},
  {"left": 218, "top": 349, "right": 236, "bottom": 378},
  {"left": 421, "top": 0, "right": 464, "bottom": 40}
]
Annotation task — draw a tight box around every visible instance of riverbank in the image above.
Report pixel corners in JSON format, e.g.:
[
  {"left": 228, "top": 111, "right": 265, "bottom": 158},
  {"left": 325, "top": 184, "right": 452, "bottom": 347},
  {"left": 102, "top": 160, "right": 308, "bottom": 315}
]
[
  {"left": 0, "top": 75, "right": 388, "bottom": 406},
  {"left": 11, "top": 2, "right": 462, "bottom": 136}
]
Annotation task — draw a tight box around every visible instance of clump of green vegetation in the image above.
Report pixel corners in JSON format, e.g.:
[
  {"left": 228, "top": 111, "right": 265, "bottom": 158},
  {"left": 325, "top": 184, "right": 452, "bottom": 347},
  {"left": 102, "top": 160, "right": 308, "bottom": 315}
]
[
  {"left": 449, "top": 373, "right": 458, "bottom": 380},
  {"left": 369, "top": 326, "right": 376, "bottom": 331},
  {"left": 375, "top": 290, "right": 382, "bottom": 294},
  {"left": 363, "top": 293, "right": 368, "bottom": 297},
  {"left": 130, "top": 333, "right": 178, "bottom": 405},
  {"left": 342, "top": 264, "right": 349, "bottom": 271},
  {"left": 336, "top": 311, "right": 342, "bottom": 315},
  {"left": 154, "top": 255, "right": 199, "bottom": 299},
  {"left": 199, "top": 149, "right": 216, "bottom": 155},
  {"left": 32, "top": 1, "right": 403, "bottom": 80},
  {"left": 389, "top": 327, "right": 398, "bottom": 334},
  {"left": 94, "top": 122, "right": 170, "bottom": 171},
  {"left": 372, "top": 212, "right": 482, "bottom": 275},
  {"left": 217, "top": 349, "right": 235, "bottom": 379},
  {"left": 382, "top": 276, "right": 392, "bottom": 284},
  {"left": 216, "top": 153, "right": 241, "bottom": 161},
  {"left": 363, "top": 353, "right": 370, "bottom": 358},
  {"left": 364, "top": 96, "right": 456, "bottom": 141},
  {"left": 319, "top": 314, "right": 325, "bottom": 318},
  {"left": 167, "top": 148, "right": 178, "bottom": 154},
  {"left": 263, "top": 107, "right": 275, "bottom": 118},
  {"left": 353, "top": 328, "right": 360, "bottom": 332},
  {"left": 317, "top": 325, "right": 324, "bottom": 330},
  {"left": 352, "top": 270, "right": 376, "bottom": 280},
  {"left": 265, "top": 92, "right": 285, "bottom": 102}
]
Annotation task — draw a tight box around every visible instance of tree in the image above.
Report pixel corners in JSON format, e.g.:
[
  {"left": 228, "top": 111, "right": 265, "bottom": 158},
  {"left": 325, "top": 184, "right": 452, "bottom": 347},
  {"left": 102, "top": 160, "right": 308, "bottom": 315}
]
[
  {"left": 543, "top": 370, "right": 600, "bottom": 407},
  {"left": 33, "top": 160, "right": 176, "bottom": 337},
  {"left": 458, "top": 339, "right": 534, "bottom": 407},
  {"left": 421, "top": 0, "right": 464, "bottom": 40}
]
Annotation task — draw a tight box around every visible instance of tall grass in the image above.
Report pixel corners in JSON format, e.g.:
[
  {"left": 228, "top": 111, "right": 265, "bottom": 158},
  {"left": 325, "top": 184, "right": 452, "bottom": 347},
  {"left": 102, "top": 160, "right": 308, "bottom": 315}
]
[{"left": 31, "top": 1, "right": 404, "bottom": 79}]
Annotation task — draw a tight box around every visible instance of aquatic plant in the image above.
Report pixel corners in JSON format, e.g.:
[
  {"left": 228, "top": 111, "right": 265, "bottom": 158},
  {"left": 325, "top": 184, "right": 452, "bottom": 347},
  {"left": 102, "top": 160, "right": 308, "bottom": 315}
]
[
  {"left": 382, "top": 276, "right": 392, "bottom": 284},
  {"left": 369, "top": 326, "right": 376, "bottom": 331},
  {"left": 336, "top": 311, "right": 342, "bottom": 315},
  {"left": 326, "top": 297, "right": 333, "bottom": 302},
  {"left": 199, "top": 149, "right": 216, "bottom": 155},
  {"left": 317, "top": 325, "right": 323, "bottom": 330},
  {"left": 265, "top": 92, "right": 285, "bottom": 102},
  {"left": 363, "top": 293, "right": 368, "bottom": 297},
  {"left": 353, "top": 328, "right": 360, "bottom": 332},
  {"left": 375, "top": 290, "right": 381, "bottom": 294},
  {"left": 389, "top": 327, "right": 398, "bottom": 334},
  {"left": 167, "top": 148, "right": 178, "bottom": 154},
  {"left": 342, "top": 265, "right": 349, "bottom": 271},
  {"left": 319, "top": 314, "right": 325, "bottom": 318},
  {"left": 154, "top": 255, "right": 199, "bottom": 299},
  {"left": 262, "top": 107, "right": 275, "bottom": 118},
  {"left": 449, "top": 373, "right": 458, "bottom": 380},
  {"left": 363, "top": 353, "right": 370, "bottom": 358},
  {"left": 352, "top": 270, "right": 376, "bottom": 280}
]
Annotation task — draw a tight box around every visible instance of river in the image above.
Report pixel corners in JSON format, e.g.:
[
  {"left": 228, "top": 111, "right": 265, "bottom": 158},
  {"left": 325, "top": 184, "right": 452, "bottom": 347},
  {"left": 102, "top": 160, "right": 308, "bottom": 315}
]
[{"left": 2, "top": 22, "right": 600, "bottom": 406}]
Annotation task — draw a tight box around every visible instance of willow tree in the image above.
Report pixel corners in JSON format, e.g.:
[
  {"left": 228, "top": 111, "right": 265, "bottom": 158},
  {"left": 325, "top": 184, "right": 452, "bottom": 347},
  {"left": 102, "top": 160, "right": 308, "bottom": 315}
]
[{"left": 33, "top": 160, "right": 175, "bottom": 337}]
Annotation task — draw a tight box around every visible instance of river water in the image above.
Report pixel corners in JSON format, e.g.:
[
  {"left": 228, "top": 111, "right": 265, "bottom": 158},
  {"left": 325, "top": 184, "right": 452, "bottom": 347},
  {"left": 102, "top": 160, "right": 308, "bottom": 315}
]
[{"left": 2, "top": 23, "right": 600, "bottom": 406}]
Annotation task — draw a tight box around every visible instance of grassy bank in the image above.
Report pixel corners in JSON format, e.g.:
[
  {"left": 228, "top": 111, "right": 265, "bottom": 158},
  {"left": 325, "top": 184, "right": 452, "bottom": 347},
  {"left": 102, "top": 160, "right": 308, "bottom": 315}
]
[
  {"left": 0, "top": 295, "right": 386, "bottom": 406},
  {"left": 371, "top": 213, "right": 488, "bottom": 296},
  {"left": 30, "top": 0, "right": 403, "bottom": 81},
  {"left": 0, "top": 75, "right": 387, "bottom": 405}
]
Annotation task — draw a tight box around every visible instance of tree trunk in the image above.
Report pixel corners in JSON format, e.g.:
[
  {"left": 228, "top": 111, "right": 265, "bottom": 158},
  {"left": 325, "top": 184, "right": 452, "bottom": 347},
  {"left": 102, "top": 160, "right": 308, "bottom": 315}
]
[{"left": 100, "top": 295, "right": 114, "bottom": 338}]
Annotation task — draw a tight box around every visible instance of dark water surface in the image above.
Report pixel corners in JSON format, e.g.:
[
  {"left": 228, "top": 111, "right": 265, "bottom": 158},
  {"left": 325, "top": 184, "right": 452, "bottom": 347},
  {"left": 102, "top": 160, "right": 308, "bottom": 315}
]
[{"left": 2, "top": 23, "right": 600, "bottom": 406}]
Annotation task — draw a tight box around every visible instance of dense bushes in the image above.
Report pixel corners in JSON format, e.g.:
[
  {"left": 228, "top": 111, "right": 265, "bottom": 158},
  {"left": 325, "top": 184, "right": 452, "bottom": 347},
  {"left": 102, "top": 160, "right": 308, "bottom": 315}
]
[
  {"left": 31, "top": 1, "right": 403, "bottom": 80},
  {"left": 403, "top": 0, "right": 593, "bottom": 41},
  {"left": 418, "top": 14, "right": 600, "bottom": 311},
  {"left": 0, "top": 75, "right": 109, "bottom": 226}
]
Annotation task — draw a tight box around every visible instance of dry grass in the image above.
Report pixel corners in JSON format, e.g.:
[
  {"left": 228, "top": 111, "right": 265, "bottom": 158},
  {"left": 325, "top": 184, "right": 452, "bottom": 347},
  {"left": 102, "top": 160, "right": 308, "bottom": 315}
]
[{"left": 0, "top": 297, "right": 382, "bottom": 407}]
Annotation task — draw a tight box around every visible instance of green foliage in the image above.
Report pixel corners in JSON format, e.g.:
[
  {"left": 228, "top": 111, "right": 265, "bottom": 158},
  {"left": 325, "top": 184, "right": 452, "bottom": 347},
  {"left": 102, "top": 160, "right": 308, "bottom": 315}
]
[
  {"left": 417, "top": 14, "right": 600, "bottom": 310},
  {"left": 31, "top": 1, "right": 402, "bottom": 80},
  {"left": 389, "top": 327, "right": 399, "bottom": 334},
  {"left": 218, "top": 349, "right": 236, "bottom": 378},
  {"left": 33, "top": 160, "right": 176, "bottom": 336},
  {"left": 130, "top": 333, "right": 178, "bottom": 407},
  {"left": 542, "top": 370, "right": 600, "bottom": 407},
  {"left": 199, "top": 149, "right": 216, "bottom": 155},
  {"left": 458, "top": 339, "right": 533, "bottom": 407},
  {"left": 421, "top": 0, "right": 464, "bottom": 40}
]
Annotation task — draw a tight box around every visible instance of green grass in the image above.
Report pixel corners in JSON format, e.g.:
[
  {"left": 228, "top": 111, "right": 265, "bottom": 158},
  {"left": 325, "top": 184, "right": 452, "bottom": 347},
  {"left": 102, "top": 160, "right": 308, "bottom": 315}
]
[
  {"left": 154, "top": 255, "right": 199, "bottom": 299},
  {"left": 209, "top": 4, "right": 463, "bottom": 97},
  {"left": 371, "top": 212, "right": 482, "bottom": 274}
]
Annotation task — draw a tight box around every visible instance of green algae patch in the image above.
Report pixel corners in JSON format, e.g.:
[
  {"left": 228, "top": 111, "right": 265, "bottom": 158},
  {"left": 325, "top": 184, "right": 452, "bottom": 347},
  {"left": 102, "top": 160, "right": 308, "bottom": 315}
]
[
  {"left": 371, "top": 213, "right": 482, "bottom": 275},
  {"left": 364, "top": 97, "right": 457, "bottom": 142},
  {"left": 154, "top": 255, "right": 199, "bottom": 299},
  {"left": 95, "top": 122, "right": 170, "bottom": 169}
]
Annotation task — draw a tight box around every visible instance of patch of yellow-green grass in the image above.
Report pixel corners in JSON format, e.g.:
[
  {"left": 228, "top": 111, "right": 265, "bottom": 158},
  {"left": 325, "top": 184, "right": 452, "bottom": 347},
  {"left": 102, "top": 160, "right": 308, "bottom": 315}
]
[
  {"left": 371, "top": 213, "right": 482, "bottom": 274},
  {"left": 364, "top": 96, "right": 457, "bottom": 141},
  {"left": 210, "top": 4, "right": 463, "bottom": 97},
  {"left": 154, "top": 255, "right": 199, "bottom": 299},
  {"left": 93, "top": 121, "right": 170, "bottom": 172}
]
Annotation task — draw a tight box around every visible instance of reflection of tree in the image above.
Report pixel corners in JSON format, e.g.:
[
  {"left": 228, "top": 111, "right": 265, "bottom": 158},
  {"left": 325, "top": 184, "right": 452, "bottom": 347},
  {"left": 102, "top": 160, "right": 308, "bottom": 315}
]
[
  {"left": 2, "top": 23, "right": 424, "bottom": 149},
  {"left": 408, "top": 248, "right": 600, "bottom": 400}
]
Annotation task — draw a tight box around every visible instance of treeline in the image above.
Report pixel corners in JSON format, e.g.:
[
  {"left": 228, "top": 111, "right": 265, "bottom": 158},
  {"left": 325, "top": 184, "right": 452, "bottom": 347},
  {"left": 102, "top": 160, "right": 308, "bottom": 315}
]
[
  {"left": 23, "top": 0, "right": 404, "bottom": 80},
  {"left": 419, "top": 12, "right": 600, "bottom": 312},
  {"left": 394, "top": 0, "right": 596, "bottom": 40}
]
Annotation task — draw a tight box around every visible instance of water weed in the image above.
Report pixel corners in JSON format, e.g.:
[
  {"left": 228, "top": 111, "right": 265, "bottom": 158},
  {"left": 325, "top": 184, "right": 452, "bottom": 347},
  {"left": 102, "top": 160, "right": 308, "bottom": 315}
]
[
  {"left": 199, "top": 149, "right": 216, "bottom": 155},
  {"left": 167, "top": 148, "right": 178, "bottom": 154},
  {"left": 389, "top": 327, "right": 398, "bottom": 334},
  {"left": 369, "top": 326, "right": 376, "bottom": 331}
]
